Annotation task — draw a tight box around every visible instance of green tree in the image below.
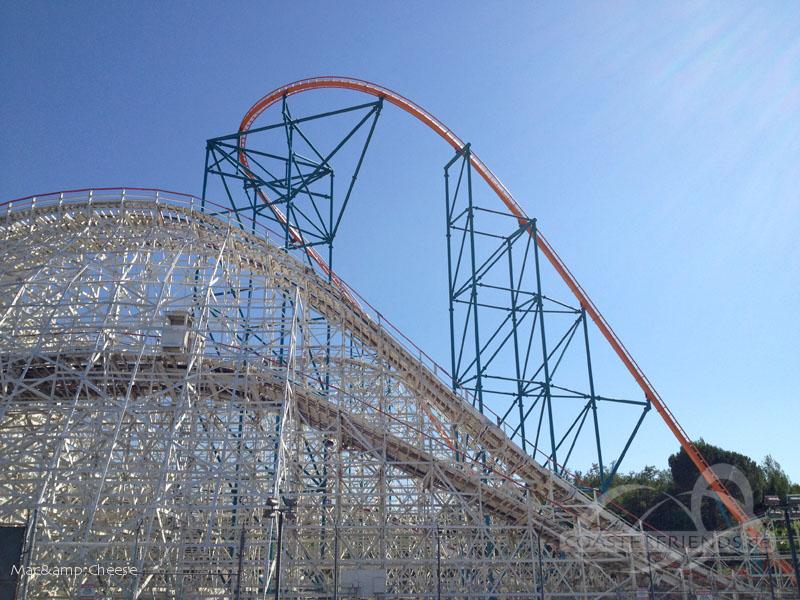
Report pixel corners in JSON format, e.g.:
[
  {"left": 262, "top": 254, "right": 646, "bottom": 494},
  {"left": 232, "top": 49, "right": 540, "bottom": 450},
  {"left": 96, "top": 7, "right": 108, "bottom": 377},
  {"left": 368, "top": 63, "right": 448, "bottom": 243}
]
[
  {"left": 576, "top": 442, "right": 798, "bottom": 533},
  {"left": 575, "top": 463, "right": 693, "bottom": 531},
  {"left": 667, "top": 441, "right": 768, "bottom": 530},
  {"left": 761, "top": 454, "right": 791, "bottom": 500}
]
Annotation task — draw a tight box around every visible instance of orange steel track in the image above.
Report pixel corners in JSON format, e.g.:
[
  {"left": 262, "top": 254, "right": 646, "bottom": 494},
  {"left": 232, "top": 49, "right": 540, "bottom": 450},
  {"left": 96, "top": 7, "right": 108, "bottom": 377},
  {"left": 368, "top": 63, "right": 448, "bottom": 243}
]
[{"left": 237, "top": 76, "right": 748, "bottom": 525}]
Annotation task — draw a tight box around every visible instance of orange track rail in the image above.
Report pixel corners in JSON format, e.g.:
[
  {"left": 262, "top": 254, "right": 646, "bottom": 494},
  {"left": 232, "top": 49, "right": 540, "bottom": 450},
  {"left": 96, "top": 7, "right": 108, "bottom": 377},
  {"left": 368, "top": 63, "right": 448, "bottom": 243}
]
[{"left": 237, "top": 76, "right": 748, "bottom": 525}]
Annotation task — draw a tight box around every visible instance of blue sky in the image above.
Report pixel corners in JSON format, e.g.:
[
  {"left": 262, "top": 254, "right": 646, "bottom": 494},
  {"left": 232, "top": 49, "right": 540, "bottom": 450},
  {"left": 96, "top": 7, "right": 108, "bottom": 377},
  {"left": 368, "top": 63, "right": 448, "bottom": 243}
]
[{"left": 2, "top": 1, "right": 798, "bottom": 481}]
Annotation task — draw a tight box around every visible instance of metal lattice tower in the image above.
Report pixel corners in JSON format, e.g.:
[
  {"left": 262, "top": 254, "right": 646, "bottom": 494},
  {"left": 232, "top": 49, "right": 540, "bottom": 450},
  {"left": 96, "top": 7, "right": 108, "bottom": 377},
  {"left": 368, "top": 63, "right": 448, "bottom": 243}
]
[{"left": 0, "top": 190, "right": 794, "bottom": 599}]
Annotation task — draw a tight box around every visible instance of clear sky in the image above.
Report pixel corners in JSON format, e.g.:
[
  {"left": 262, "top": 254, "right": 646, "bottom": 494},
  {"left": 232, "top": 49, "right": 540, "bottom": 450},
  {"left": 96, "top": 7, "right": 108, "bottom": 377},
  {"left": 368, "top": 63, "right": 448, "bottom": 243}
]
[{"left": 2, "top": 1, "right": 798, "bottom": 481}]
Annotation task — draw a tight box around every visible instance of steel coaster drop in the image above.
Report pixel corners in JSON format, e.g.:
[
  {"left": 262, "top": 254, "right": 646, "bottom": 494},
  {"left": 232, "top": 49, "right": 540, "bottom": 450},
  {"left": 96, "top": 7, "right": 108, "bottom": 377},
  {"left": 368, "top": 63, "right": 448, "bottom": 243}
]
[{"left": 234, "top": 77, "right": 744, "bottom": 523}]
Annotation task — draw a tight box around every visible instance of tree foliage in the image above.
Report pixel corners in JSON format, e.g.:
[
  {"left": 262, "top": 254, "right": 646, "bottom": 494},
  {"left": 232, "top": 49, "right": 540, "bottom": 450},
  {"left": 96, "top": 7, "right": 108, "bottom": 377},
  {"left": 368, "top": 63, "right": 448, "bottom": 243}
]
[{"left": 574, "top": 442, "right": 797, "bottom": 532}]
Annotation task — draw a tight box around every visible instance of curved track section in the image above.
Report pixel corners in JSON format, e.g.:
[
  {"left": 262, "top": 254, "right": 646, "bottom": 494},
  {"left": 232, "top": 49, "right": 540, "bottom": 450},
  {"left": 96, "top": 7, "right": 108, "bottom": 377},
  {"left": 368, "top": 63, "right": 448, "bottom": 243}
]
[{"left": 238, "top": 76, "right": 746, "bottom": 524}]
